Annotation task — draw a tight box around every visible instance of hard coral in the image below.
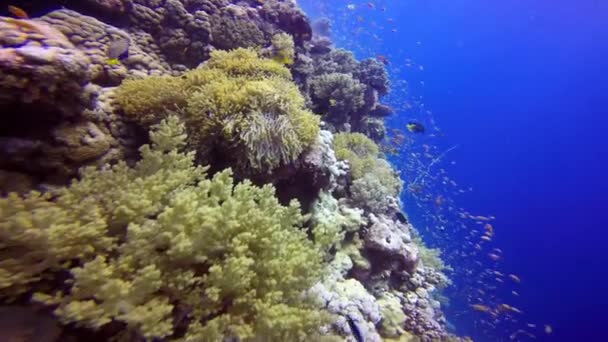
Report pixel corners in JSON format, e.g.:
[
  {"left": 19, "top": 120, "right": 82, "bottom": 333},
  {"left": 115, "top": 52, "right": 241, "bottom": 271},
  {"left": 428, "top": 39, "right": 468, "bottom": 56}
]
[
  {"left": 332, "top": 132, "right": 379, "bottom": 179},
  {"left": 356, "top": 58, "right": 390, "bottom": 96},
  {"left": 0, "top": 17, "right": 92, "bottom": 116},
  {"left": 209, "top": 6, "right": 266, "bottom": 50},
  {"left": 332, "top": 132, "right": 402, "bottom": 198},
  {"left": 2, "top": 116, "right": 328, "bottom": 340},
  {"left": 259, "top": 0, "right": 312, "bottom": 44},
  {"left": 311, "top": 191, "right": 365, "bottom": 252},
  {"left": 310, "top": 73, "right": 366, "bottom": 127}
]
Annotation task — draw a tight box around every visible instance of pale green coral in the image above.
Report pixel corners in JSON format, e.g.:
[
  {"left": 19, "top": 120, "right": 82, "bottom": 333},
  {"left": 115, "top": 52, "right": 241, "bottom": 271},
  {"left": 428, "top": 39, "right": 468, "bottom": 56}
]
[
  {"left": 333, "top": 132, "right": 379, "bottom": 179},
  {"left": 270, "top": 33, "right": 295, "bottom": 65},
  {"left": 350, "top": 174, "right": 396, "bottom": 214},
  {"left": 2, "top": 117, "right": 328, "bottom": 340},
  {"left": 341, "top": 237, "right": 370, "bottom": 272},
  {"left": 378, "top": 292, "right": 406, "bottom": 338},
  {"left": 332, "top": 132, "right": 402, "bottom": 199},
  {"left": 311, "top": 191, "right": 365, "bottom": 252},
  {"left": 372, "top": 159, "right": 403, "bottom": 196},
  {"left": 0, "top": 191, "right": 113, "bottom": 299},
  {"left": 411, "top": 235, "right": 450, "bottom": 273},
  {"left": 203, "top": 48, "right": 292, "bottom": 80},
  {"left": 115, "top": 48, "right": 319, "bottom": 171},
  {"left": 114, "top": 76, "right": 186, "bottom": 125}
]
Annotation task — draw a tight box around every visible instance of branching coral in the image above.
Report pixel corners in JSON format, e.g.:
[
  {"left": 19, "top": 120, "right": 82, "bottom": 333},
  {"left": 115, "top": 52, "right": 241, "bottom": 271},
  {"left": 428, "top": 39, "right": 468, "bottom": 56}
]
[
  {"left": 356, "top": 59, "right": 390, "bottom": 96},
  {"left": 332, "top": 133, "right": 402, "bottom": 199},
  {"left": 2, "top": 117, "right": 328, "bottom": 340},
  {"left": 332, "top": 132, "right": 380, "bottom": 179},
  {"left": 115, "top": 48, "right": 320, "bottom": 172},
  {"left": 350, "top": 175, "right": 399, "bottom": 215},
  {"left": 314, "top": 49, "right": 359, "bottom": 76},
  {"left": 310, "top": 73, "right": 365, "bottom": 125},
  {"left": 311, "top": 191, "right": 365, "bottom": 252}
]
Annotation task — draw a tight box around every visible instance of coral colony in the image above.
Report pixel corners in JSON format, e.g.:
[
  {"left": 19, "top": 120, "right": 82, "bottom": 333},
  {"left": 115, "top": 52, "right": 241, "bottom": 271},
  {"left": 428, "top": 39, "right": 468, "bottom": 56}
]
[{"left": 1, "top": 1, "right": 457, "bottom": 341}]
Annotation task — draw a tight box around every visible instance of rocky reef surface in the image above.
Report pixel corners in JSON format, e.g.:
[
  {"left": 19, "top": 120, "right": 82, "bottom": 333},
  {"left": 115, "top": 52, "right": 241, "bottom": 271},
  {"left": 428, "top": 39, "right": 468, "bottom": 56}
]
[{"left": 0, "top": 1, "right": 462, "bottom": 341}]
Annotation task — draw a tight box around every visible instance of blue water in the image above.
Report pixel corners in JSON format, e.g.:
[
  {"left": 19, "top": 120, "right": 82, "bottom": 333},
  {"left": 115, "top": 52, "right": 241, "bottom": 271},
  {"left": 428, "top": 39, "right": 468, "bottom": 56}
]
[{"left": 300, "top": 0, "right": 608, "bottom": 340}]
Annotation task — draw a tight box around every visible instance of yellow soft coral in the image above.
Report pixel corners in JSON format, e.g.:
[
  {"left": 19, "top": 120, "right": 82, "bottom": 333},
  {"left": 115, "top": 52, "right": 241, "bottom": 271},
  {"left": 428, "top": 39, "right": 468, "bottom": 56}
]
[
  {"left": 0, "top": 191, "right": 113, "bottom": 298},
  {"left": 333, "top": 132, "right": 380, "bottom": 179},
  {"left": 2, "top": 116, "right": 328, "bottom": 340},
  {"left": 115, "top": 48, "right": 320, "bottom": 171},
  {"left": 204, "top": 48, "right": 292, "bottom": 79},
  {"left": 333, "top": 132, "right": 402, "bottom": 196},
  {"left": 114, "top": 76, "right": 186, "bottom": 125}
]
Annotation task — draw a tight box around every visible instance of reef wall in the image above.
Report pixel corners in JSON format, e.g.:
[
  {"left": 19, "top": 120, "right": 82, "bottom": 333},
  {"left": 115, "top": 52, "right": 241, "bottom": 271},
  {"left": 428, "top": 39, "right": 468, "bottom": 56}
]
[{"left": 0, "top": 1, "right": 461, "bottom": 341}]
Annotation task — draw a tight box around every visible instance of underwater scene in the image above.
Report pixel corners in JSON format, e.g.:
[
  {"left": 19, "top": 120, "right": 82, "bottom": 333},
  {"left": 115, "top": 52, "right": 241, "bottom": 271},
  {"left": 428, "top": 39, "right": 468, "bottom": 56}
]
[{"left": 1, "top": 0, "right": 606, "bottom": 341}]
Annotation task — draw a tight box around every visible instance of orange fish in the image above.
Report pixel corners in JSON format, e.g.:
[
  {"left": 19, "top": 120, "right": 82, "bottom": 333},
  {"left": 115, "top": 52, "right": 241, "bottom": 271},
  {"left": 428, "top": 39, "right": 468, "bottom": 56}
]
[
  {"left": 8, "top": 5, "right": 28, "bottom": 19},
  {"left": 471, "top": 304, "right": 491, "bottom": 313},
  {"left": 376, "top": 54, "right": 389, "bottom": 65}
]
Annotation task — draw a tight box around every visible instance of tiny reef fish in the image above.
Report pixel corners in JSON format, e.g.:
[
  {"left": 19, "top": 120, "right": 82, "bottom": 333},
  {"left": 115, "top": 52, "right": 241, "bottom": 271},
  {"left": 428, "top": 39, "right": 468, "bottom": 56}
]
[
  {"left": 107, "top": 38, "right": 130, "bottom": 65},
  {"left": 406, "top": 121, "right": 425, "bottom": 133},
  {"left": 8, "top": 5, "right": 29, "bottom": 19}
]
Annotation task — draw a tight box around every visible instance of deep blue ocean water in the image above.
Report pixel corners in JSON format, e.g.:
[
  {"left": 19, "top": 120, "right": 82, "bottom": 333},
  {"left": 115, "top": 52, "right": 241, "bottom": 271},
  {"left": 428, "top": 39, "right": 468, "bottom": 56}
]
[{"left": 300, "top": 0, "right": 608, "bottom": 340}]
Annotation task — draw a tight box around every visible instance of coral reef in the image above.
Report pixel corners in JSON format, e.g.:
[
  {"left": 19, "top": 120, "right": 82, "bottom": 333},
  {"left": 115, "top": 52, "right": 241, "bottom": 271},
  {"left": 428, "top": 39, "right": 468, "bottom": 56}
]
[
  {"left": 0, "top": 1, "right": 457, "bottom": 341},
  {"left": 1, "top": 117, "right": 327, "bottom": 340},
  {"left": 40, "top": 9, "right": 173, "bottom": 84},
  {"left": 310, "top": 73, "right": 366, "bottom": 128},
  {"left": 0, "top": 17, "right": 93, "bottom": 115},
  {"left": 311, "top": 191, "right": 365, "bottom": 252},
  {"left": 116, "top": 48, "right": 320, "bottom": 172},
  {"left": 332, "top": 132, "right": 380, "bottom": 179}
]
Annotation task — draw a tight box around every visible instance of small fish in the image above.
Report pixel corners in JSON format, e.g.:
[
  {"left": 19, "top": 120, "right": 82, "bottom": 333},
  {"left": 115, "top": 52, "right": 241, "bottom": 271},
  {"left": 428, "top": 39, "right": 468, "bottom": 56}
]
[
  {"left": 376, "top": 54, "right": 389, "bottom": 65},
  {"left": 367, "top": 2, "right": 376, "bottom": 10},
  {"left": 484, "top": 223, "right": 494, "bottom": 236},
  {"left": 395, "top": 211, "right": 408, "bottom": 223},
  {"left": 329, "top": 98, "right": 337, "bottom": 107},
  {"left": 107, "top": 38, "right": 130, "bottom": 65},
  {"left": 488, "top": 252, "right": 501, "bottom": 261},
  {"left": 544, "top": 324, "right": 553, "bottom": 334},
  {"left": 347, "top": 4, "right": 356, "bottom": 10},
  {"left": 435, "top": 194, "right": 445, "bottom": 207},
  {"left": 508, "top": 274, "right": 521, "bottom": 283},
  {"left": 471, "top": 304, "right": 491, "bottom": 313},
  {"left": 346, "top": 314, "right": 363, "bottom": 342},
  {"left": 499, "top": 303, "right": 522, "bottom": 314},
  {"left": 406, "top": 121, "right": 425, "bottom": 133},
  {"left": 273, "top": 52, "right": 292, "bottom": 65},
  {"left": 8, "top": 5, "right": 29, "bottom": 19}
]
